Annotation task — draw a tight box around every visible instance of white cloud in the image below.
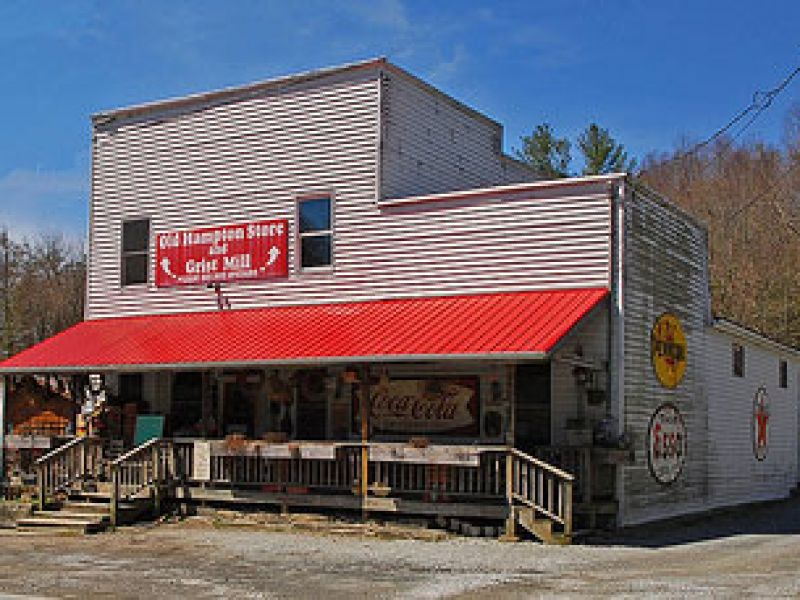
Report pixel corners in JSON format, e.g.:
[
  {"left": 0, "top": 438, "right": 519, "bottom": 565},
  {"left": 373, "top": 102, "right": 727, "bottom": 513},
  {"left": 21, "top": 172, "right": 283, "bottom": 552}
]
[{"left": 0, "top": 168, "right": 89, "bottom": 239}]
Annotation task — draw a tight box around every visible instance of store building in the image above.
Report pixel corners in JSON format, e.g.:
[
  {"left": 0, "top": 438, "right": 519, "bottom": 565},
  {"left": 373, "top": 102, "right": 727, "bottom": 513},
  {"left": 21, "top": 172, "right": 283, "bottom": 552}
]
[{"left": 1, "top": 58, "right": 797, "bottom": 540}]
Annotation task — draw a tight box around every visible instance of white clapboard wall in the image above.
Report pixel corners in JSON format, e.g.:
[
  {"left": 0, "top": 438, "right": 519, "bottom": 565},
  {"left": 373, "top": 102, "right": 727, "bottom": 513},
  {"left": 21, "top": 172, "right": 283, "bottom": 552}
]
[
  {"left": 705, "top": 326, "right": 799, "bottom": 508},
  {"left": 379, "top": 67, "right": 535, "bottom": 200},
  {"left": 87, "top": 61, "right": 609, "bottom": 320},
  {"left": 619, "top": 187, "right": 712, "bottom": 526}
]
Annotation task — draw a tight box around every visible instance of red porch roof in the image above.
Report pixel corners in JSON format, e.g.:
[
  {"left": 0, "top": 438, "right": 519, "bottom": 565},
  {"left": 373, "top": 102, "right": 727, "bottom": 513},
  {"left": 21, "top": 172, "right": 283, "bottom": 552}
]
[{"left": 0, "top": 288, "right": 607, "bottom": 373}]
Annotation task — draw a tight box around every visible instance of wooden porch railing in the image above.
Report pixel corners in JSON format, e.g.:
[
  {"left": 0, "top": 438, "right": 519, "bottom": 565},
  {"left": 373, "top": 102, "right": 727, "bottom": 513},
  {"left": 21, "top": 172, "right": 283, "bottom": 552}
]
[
  {"left": 109, "top": 438, "right": 175, "bottom": 525},
  {"left": 39, "top": 438, "right": 575, "bottom": 538},
  {"left": 532, "top": 446, "right": 591, "bottom": 504},
  {"left": 370, "top": 450, "right": 507, "bottom": 499},
  {"left": 35, "top": 436, "right": 104, "bottom": 509},
  {"left": 509, "top": 448, "right": 574, "bottom": 534}
]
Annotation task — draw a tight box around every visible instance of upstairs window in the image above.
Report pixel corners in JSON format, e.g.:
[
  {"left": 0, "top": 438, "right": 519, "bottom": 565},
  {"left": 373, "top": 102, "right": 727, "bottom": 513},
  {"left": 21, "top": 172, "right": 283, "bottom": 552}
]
[
  {"left": 779, "top": 360, "right": 788, "bottom": 389},
  {"left": 732, "top": 343, "right": 745, "bottom": 378},
  {"left": 121, "top": 219, "right": 150, "bottom": 286},
  {"left": 298, "top": 197, "right": 333, "bottom": 269}
]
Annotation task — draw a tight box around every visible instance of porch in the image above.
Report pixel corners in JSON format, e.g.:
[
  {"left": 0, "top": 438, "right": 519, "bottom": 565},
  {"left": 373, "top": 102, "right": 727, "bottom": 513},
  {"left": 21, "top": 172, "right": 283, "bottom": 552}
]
[{"left": 34, "top": 435, "right": 576, "bottom": 543}]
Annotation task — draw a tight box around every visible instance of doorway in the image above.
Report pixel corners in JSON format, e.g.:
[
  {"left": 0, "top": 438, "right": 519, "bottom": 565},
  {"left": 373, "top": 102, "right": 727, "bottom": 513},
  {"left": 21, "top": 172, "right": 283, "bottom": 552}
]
[{"left": 514, "top": 363, "right": 551, "bottom": 452}]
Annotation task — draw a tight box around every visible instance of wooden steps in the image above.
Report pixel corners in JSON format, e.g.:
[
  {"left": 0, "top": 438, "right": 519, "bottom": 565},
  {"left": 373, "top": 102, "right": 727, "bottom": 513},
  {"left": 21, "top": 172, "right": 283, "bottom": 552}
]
[
  {"left": 17, "top": 505, "right": 110, "bottom": 534},
  {"left": 514, "top": 506, "right": 571, "bottom": 545},
  {"left": 15, "top": 494, "right": 150, "bottom": 534}
]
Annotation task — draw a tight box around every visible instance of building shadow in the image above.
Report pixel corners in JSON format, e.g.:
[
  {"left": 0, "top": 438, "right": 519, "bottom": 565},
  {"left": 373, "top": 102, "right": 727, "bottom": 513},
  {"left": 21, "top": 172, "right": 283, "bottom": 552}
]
[{"left": 584, "top": 493, "right": 800, "bottom": 548}]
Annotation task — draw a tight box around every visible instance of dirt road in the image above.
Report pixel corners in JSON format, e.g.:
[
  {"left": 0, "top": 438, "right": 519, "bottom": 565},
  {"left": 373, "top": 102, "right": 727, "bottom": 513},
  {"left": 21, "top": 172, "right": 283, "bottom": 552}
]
[{"left": 0, "top": 498, "right": 799, "bottom": 599}]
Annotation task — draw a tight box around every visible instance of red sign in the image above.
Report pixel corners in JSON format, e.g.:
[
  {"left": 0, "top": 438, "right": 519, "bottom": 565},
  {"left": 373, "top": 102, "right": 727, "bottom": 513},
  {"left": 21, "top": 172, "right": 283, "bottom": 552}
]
[{"left": 155, "top": 219, "right": 288, "bottom": 287}]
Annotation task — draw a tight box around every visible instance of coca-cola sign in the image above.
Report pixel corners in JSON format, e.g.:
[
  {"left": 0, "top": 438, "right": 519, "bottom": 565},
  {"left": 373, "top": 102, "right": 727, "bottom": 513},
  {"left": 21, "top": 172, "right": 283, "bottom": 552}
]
[
  {"left": 155, "top": 219, "right": 288, "bottom": 287},
  {"left": 356, "top": 378, "right": 479, "bottom": 436}
]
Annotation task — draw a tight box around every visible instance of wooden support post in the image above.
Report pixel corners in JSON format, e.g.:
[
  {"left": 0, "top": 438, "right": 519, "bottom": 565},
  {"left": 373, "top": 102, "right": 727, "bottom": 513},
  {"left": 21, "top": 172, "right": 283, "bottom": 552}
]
[
  {"left": 563, "top": 481, "right": 573, "bottom": 538},
  {"left": 0, "top": 376, "right": 5, "bottom": 486},
  {"left": 501, "top": 364, "right": 518, "bottom": 541},
  {"left": 360, "top": 365, "right": 371, "bottom": 520},
  {"left": 110, "top": 467, "right": 119, "bottom": 527},
  {"left": 501, "top": 450, "right": 517, "bottom": 541},
  {"left": 37, "top": 465, "right": 46, "bottom": 510},
  {"left": 152, "top": 443, "right": 161, "bottom": 517}
]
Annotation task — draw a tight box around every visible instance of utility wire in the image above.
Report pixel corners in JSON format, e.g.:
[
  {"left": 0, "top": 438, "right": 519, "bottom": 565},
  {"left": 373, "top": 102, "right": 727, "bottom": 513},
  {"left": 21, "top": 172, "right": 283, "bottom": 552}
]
[{"left": 668, "top": 64, "right": 800, "bottom": 162}]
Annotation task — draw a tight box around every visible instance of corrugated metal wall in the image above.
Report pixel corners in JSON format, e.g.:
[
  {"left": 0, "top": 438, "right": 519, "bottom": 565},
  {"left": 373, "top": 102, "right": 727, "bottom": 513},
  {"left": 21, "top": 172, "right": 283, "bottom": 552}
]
[
  {"left": 706, "top": 329, "right": 798, "bottom": 508},
  {"left": 620, "top": 189, "right": 710, "bottom": 526},
  {"left": 88, "top": 67, "right": 604, "bottom": 321}
]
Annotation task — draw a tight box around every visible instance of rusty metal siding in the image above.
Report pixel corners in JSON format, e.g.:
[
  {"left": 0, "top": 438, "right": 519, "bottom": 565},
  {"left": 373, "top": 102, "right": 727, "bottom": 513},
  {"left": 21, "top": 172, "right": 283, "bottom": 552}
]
[
  {"left": 706, "top": 329, "right": 798, "bottom": 508},
  {"left": 619, "top": 188, "right": 711, "bottom": 526},
  {"left": 379, "top": 69, "right": 535, "bottom": 200}
]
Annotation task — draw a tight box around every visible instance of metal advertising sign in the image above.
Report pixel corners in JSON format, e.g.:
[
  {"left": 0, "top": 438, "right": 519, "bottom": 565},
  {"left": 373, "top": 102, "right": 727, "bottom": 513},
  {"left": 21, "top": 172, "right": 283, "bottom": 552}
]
[
  {"left": 155, "top": 219, "right": 288, "bottom": 287},
  {"left": 647, "top": 403, "right": 687, "bottom": 484},
  {"left": 356, "top": 378, "right": 480, "bottom": 436},
  {"left": 752, "top": 387, "right": 769, "bottom": 461},
  {"left": 650, "top": 313, "right": 688, "bottom": 388}
]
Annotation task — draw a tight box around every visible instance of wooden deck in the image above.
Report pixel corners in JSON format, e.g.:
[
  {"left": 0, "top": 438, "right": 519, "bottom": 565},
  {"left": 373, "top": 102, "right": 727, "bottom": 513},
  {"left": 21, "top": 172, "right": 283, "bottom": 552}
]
[{"left": 36, "top": 437, "right": 577, "bottom": 543}]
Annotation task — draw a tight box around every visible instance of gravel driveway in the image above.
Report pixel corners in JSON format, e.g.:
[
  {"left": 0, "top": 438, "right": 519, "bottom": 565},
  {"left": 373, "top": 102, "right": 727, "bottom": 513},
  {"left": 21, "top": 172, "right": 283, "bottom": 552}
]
[{"left": 0, "top": 496, "right": 799, "bottom": 599}]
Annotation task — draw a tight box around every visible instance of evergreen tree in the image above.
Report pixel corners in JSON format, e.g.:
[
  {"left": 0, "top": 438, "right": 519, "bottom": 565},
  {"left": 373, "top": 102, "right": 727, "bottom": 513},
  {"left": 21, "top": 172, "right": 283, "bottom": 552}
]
[
  {"left": 578, "top": 123, "right": 636, "bottom": 175},
  {"left": 516, "top": 123, "right": 571, "bottom": 179}
]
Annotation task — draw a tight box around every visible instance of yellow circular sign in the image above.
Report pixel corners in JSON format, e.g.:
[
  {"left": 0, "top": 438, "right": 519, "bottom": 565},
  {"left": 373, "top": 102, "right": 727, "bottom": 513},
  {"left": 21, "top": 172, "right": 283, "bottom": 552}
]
[{"left": 650, "top": 313, "right": 687, "bottom": 388}]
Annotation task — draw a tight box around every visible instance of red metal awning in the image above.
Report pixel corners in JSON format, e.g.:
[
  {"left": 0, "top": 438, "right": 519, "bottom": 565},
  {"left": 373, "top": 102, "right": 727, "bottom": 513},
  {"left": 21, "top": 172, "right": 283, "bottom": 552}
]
[{"left": 0, "top": 288, "right": 607, "bottom": 373}]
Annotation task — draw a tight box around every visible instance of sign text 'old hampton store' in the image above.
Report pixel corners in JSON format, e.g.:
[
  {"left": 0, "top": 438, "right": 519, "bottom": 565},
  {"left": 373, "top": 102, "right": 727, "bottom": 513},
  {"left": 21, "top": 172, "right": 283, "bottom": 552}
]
[{"left": 156, "top": 219, "right": 288, "bottom": 287}]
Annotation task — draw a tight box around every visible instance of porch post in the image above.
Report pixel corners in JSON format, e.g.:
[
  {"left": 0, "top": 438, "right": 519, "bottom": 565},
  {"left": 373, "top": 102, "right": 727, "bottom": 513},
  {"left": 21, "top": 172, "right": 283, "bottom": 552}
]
[
  {"left": 0, "top": 375, "right": 5, "bottom": 484},
  {"left": 110, "top": 466, "right": 118, "bottom": 527},
  {"left": 360, "top": 364, "right": 371, "bottom": 519},
  {"left": 503, "top": 364, "right": 517, "bottom": 540}
]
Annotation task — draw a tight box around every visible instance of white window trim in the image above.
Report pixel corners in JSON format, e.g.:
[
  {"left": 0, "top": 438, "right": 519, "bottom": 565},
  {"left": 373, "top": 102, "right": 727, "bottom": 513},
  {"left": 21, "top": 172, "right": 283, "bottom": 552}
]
[{"left": 295, "top": 194, "right": 335, "bottom": 274}]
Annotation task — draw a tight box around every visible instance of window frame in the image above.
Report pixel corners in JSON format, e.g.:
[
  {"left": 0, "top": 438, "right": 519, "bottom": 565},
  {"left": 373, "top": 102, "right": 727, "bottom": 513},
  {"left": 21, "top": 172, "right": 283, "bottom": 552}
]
[
  {"left": 732, "top": 342, "right": 745, "bottom": 378},
  {"left": 779, "top": 359, "right": 788, "bottom": 389},
  {"left": 295, "top": 194, "right": 335, "bottom": 273},
  {"left": 120, "top": 218, "right": 151, "bottom": 287}
]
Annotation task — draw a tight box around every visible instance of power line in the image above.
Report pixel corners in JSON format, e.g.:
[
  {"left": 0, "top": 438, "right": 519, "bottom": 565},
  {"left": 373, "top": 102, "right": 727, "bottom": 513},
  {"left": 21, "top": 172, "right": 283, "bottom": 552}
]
[{"left": 670, "top": 64, "right": 800, "bottom": 162}]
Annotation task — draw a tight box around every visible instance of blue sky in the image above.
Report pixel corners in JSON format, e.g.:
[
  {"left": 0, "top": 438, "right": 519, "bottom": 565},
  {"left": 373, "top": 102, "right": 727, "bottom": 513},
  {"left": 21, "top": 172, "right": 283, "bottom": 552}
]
[{"left": 1, "top": 0, "right": 798, "bottom": 237}]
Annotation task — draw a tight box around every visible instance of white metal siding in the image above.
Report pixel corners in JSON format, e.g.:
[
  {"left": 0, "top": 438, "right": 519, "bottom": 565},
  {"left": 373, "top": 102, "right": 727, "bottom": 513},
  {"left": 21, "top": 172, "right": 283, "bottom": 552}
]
[
  {"left": 89, "top": 68, "right": 611, "bottom": 320},
  {"left": 550, "top": 305, "right": 609, "bottom": 445},
  {"left": 620, "top": 189, "right": 711, "bottom": 526},
  {"left": 88, "top": 69, "right": 382, "bottom": 319},
  {"left": 380, "top": 70, "right": 535, "bottom": 200},
  {"left": 706, "top": 329, "right": 798, "bottom": 508}
]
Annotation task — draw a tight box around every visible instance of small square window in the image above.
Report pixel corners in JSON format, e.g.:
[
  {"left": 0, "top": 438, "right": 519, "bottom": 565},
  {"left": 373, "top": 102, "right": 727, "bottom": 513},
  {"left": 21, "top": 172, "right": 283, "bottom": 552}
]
[
  {"left": 779, "top": 360, "right": 788, "bottom": 389},
  {"left": 732, "top": 343, "right": 745, "bottom": 378},
  {"left": 121, "top": 218, "right": 150, "bottom": 286},
  {"left": 298, "top": 197, "right": 332, "bottom": 270}
]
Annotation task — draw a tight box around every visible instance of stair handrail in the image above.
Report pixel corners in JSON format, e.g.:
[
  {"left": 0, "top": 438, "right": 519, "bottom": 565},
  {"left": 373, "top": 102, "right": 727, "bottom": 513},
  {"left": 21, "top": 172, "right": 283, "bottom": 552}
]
[
  {"left": 510, "top": 447, "right": 574, "bottom": 482},
  {"left": 109, "top": 437, "right": 173, "bottom": 527},
  {"left": 35, "top": 435, "right": 83, "bottom": 465},
  {"left": 110, "top": 437, "right": 163, "bottom": 467},
  {"left": 35, "top": 435, "right": 103, "bottom": 509}
]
